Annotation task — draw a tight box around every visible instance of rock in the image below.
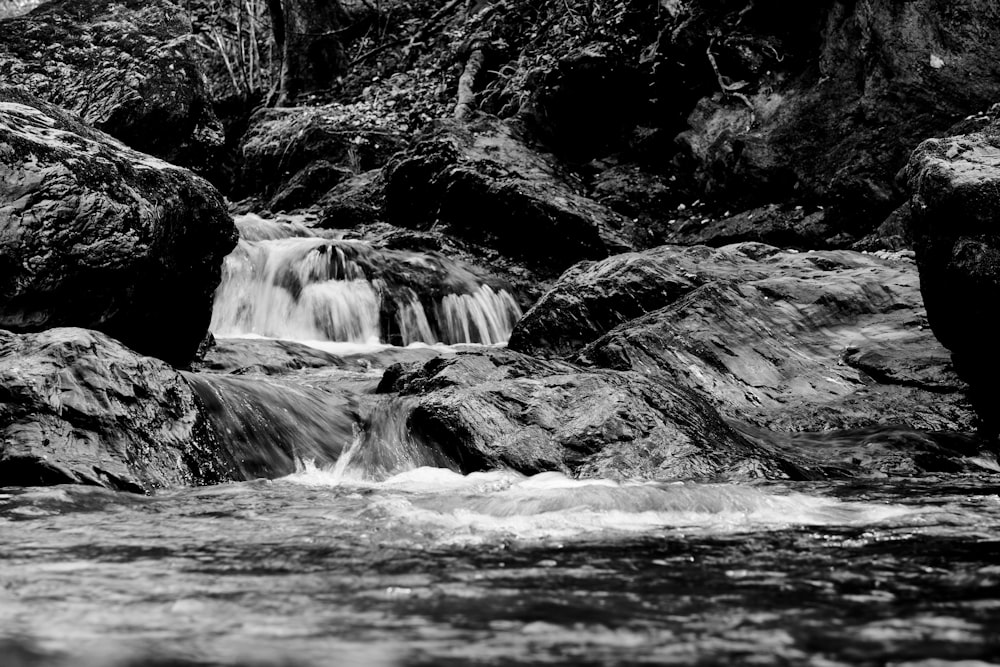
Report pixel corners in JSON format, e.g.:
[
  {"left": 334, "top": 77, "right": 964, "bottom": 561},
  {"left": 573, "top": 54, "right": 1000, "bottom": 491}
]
[
  {"left": 0, "top": 0, "right": 224, "bottom": 176},
  {"left": 0, "top": 328, "right": 235, "bottom": 492},
  {"left": 736, "top": 424, "right": 996, "bottom": 478},
  {"left": 235, "top": 105, "right": 406, "bottom": 211},
  {"left": 668, "top": 0, "right": 1000, "bottom": 241},
  {"left": 510, "top": 241, "right": 973, "bottom": 432},
  {"left": 664, "top": 204, "right": 837, "bottom": 249},
  {"left": 378, "top": 348, "right": 794, "bottom": 481},
  {"left": 589, "top": 163, "right": 681, "bottom": 245},
  {"left": 0, "top": 87, "right": 236, "bottom": 366},
  {"left": 852, "top": 203, "right": 914, "bottom": 253},
  {"left": 383, "top": 115, "right": 632, "bottom": 272},
  {"left": 317, "top": 169, "right": 385, "bottom": 228},
  {"left": 904, "top": 118, "right": 1000, "bottom": 437},
  {"left": 195, "top": 337, "right": 350, "bottom": 376},
  {"left": 573, "top": 246, "right": 972, "bottom": 432},
  {"left": 508, "top": 245, "right": 708, "bottom": 357},
  {"left": 194, "top": 336, "right": 446, "bottom": 377},
  {"left": 520, "top": 42, "right": 643, "bottom": 161}
]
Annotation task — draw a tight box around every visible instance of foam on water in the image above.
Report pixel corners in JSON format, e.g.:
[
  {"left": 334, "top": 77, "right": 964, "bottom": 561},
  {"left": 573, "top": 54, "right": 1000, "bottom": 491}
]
[{"left": 281, "top": 465, "right": 913, "bottom": 544}]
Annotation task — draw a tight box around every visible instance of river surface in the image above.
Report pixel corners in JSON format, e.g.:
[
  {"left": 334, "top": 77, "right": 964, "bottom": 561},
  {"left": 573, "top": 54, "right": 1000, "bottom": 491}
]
[{"left": 2, "top": 470, "right": 1000, "bottom": 666}]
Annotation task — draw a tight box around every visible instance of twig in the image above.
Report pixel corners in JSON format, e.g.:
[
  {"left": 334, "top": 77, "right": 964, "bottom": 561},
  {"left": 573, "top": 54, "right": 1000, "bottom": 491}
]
[
  {"left": 210, "top": 29, "right": 242, "bottom": 94},
  {"left": 350, "top": 36, "right": 410, "bottom": 67}
]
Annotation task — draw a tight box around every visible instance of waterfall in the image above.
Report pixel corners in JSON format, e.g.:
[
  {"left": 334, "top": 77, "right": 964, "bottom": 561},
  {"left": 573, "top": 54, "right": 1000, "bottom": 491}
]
[
  {"left": 438, "top": 285, "right": 523, "bottom": 345},
  {"left": 210, "top": 216, "right": 523, "bottom": 346},
  {"left": 183, "top": 373, "right": 358, "bottom": 480}
]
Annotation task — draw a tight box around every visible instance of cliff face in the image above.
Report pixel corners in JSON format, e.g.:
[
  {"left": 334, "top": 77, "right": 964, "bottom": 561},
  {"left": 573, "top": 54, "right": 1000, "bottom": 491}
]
[
  {"left": 668, "top": 0, "right": 1000, "bottom": 241},
  {"left": 0, "top": 0, "right": 224, "bottom": 177}
]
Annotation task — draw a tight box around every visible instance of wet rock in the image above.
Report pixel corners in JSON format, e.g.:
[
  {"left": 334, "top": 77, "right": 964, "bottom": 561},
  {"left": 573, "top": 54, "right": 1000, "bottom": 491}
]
[
  {"left": 195, "top": 338, "right": 349, "bottom": 376},
  {"left": 195, "top": 336, "right": 446, "bottom": 377},
  {"left": 508, "top": 245, "right": 708, "bottom": 357},
  {"left": 904, "top": 118, "right": 1000, "bottom": 437},
  {"left": 574, "top": 246, "right": 972, "bottom": 432},
  {"left": 669, "top": 0, "right": 1000, "bottom": 241},
  {"left": 183, "top": 372, "right": 357, "bottom": 480},
  {"left": 378, "top": 348, "right": 795, "bottom": 481},
  {"left": 383, "top": 115, "right": 632, "bottom": 271},
  {"left": 317, "top": 169, "right": 386, "bottom": 228},
  {"left": 664, "top": 204, "right": 837, "bottom": 249},
  {"left": 737, "top": 424, "right": 997, "bottom": 478},
  {"left": 214, "top": 217, "right": 524, "bottom": 347},
  {"left": 0, "top": 88, "right": 236, "bottom": 366},
  {"left": 236, "top": 105, "right": 406, "bottom": 211},
  {"left": 0, "top": 0, "right": 224, "bottom": 176},
  {"left": 0, "top": 328, "right": 235, "bottom": 492}
]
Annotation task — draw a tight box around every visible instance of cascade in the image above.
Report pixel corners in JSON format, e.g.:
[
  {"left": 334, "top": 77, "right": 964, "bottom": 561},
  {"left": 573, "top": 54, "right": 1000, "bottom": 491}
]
[
  {"left": 183, "top": 372, "right": 358, "bottom": 479},
  {"left": 210, "top": 216, "right": 523, "bottom": 346}
]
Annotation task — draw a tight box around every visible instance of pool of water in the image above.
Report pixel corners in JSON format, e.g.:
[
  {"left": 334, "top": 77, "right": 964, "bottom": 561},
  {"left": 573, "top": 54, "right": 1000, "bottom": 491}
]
[{"left": 2, "top": 469, "right": 999, "bottom": 666}]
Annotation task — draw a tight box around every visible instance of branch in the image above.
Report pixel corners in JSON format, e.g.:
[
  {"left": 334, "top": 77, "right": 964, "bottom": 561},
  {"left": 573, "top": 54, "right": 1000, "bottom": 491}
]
[{"left": 454, "top": 45, "right": 486, "bottom": 120}]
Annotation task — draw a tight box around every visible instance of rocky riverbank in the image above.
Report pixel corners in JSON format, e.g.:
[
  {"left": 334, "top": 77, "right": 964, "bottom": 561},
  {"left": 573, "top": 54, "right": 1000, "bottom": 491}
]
[{"left": 2, "top": 0, "right": 1000, "bottom": 491}]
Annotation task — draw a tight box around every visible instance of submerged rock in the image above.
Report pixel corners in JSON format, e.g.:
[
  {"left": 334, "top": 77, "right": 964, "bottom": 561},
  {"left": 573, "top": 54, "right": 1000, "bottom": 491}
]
[
  {"left": 0, "top": 0, "right": 224, "bottom": 175},
  {"left": 0, "top": 88, "right": 236, "bottom": 366},
  {"left": 513, "top": 242, "right": 973, "bottom": 432},
  {"left": 0, "top": 328, "right": 234, "bottom": 492},
  {"left": 904, "top": 115, "right": 1000, "bottom": 437},
  {"left": 378, "top": 348, "right": 795, "bottom": 481},
  {"left": 383, "top": 115, "right": 632, "bottom": 271}
]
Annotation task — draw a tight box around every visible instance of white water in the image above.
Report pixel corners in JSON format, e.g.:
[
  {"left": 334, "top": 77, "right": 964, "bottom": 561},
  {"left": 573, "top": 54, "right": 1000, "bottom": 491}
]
[
  {"left": 284, "top": 464, "right": 913, "bottom": 545},
  {"left": 439, "top": 285, "right": 522, "bottom": 345},
  {"left": 210, "top": 216, "right": 523, "bottom": 346}
]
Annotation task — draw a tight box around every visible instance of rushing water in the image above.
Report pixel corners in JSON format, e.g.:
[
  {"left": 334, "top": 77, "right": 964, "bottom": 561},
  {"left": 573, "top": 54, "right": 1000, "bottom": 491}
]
[
  {"left": 2, "top": 473, "right": 1000, "bottom": 666},
  {"left": 210, "top": 216, "right": 522, "bottom": 346},
  {"left": 4, "top": 216, "right": 1000, "bottom": 665}
]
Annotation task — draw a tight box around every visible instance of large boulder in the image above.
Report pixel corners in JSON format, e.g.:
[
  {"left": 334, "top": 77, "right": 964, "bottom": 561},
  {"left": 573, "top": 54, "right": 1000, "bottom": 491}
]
[
  {"left": 0, "top": 87, "right": 236, "bottom": 366},
  {"left": 904, "top": 112, "right": 1000, "bottom": 437},
  {"left": 666, "top": 0, "right": 1000, "bottom": 241},
  {"left": 508, "top": 245, "right": 706, "bottom": 357},
  {"left": 0, "top": 0, "right": 224, "bottom": 175},
  {"left": 378, "top": 348, "right": 796, "bottom": 481},
  {"left": 513, "top": 242, "right": 974, "bottom": 433},
  {"left": 383, "top": 115, "right": 632, "bottom": 272},
  {"left": 235, "top": 105, "right": 406, "bottom": 213},
  {"left": 0, "top": 327, "right": 363, "bottom": 491},
  {"left": 0, "top": 328, "right": 235, "bottom": 492}
]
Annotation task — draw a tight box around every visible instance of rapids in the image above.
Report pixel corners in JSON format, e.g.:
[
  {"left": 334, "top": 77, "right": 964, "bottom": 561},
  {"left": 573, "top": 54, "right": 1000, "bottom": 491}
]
[
  {"left": 2, "top": 475, "right": 1000, "bottom": 666},
  {"left": 4, "top": 214, "right": 1000, "bottom": 666}
]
